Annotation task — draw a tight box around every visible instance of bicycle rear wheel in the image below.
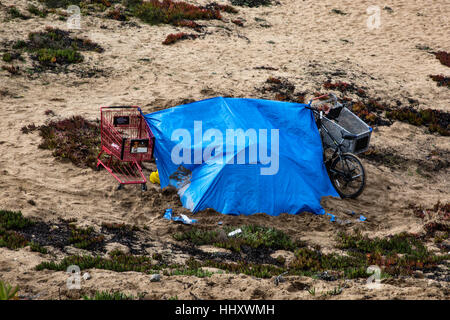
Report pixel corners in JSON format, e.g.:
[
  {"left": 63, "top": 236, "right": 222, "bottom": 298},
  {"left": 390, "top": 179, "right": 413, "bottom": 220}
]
[{"left": 329, "top": 153, "right": 365, "bottom": 199}]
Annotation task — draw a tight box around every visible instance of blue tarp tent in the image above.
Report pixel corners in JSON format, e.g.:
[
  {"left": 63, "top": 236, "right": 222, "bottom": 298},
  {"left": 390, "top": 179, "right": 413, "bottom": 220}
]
[{"left": 144, "top": 97, "right": 339, "bottom": 216}]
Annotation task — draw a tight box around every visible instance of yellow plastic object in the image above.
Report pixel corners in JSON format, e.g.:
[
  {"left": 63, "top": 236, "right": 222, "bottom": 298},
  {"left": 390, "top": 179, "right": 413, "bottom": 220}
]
[{"left": 150, "top": 170, "right": 160, "bottom": 184}]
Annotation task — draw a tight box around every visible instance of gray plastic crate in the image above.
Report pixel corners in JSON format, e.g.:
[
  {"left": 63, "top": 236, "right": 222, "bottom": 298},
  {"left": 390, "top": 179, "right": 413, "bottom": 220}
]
[{"left": 321, "top": 107, "right": 372, "bottom": 154}]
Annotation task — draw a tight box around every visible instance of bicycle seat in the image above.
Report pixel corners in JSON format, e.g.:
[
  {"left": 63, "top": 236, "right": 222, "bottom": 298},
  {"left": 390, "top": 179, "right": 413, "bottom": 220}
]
[{"left": 341, "top": 132, "right": 357, "bottom": 140}]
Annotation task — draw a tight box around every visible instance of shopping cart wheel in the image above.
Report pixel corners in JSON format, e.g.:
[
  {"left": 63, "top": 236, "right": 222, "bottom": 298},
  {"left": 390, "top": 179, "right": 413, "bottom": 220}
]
[
  {"left": 141, "top": 183, "right": 147, "bottom": 191},
  {"left": 117, "top": 184, "right": 123, "bottom": 190}
]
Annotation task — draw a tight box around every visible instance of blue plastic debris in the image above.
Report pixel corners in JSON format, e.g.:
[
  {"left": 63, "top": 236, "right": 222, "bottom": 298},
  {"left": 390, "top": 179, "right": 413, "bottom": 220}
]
[
  {"left": 163, "top": 208, "right": 173, "bottom": 220},
  {"left": 359, "top": 215, "right": 367, "bottom": 222},
  {"left": 326, "top": 213, "right": 336, "bottom": 222},
  {"left": 173, "top": 214, "right": 197, "bottom": 225},
  {"left": 164, "top": 208, "right": 197, "bottom": 224}
]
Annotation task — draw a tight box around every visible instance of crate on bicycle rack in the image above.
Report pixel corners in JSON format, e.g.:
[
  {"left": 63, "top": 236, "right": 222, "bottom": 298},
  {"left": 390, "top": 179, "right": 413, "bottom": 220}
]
[{"left": 321, "top": 107, "right": 372, "bottom": 154}]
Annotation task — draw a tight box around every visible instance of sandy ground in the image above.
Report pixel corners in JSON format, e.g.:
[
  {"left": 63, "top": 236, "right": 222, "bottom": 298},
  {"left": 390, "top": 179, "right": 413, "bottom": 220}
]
[{"left": 0, "top": 0, "right": 449, "bottom": 300}]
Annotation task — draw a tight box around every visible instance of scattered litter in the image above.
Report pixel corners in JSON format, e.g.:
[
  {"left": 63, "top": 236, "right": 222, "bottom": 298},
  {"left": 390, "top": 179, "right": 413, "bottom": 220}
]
[
  {"left": 345, "top": 210, "right": 356, "bottom": 216},
  {"left": 326, "top": 213, "right": 336, "bottom": 222},
  {"left": 228, "top": 228, "right": 242, "bottom": 237},
  {"left": 163, "top": 208, "right": 173, "bottom": 220},
  {"left": 274, "top": 271, "right": 288, "bottom": 286},
  {"left": 359, "top": 215, "right": 367, "bottom": 222},
  {"left": 150, "top": 274, "right": 161, "bottom": 282},
  {"left": 150, "top": 170, "right": 160, "bottom": 184},
  {"left": 164, "top": 208, "right": 197, "bottom": 225},
  {"left": 82, "top": 272, "right": 91, "bottom": 280},
  {"left": 218, "top": 221, "right": 223, "bottom": 225},
  {"left": 177, "top": 214, "right": 197, "bottom": 225},
  {"left": 336, "top": 218, "right": 352, "bottom": 225}
]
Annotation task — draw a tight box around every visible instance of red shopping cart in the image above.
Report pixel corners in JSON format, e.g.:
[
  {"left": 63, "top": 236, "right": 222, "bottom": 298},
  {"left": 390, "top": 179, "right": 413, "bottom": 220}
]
[{"left": 96, "top": 106, "right": 154, "bottom": 190}]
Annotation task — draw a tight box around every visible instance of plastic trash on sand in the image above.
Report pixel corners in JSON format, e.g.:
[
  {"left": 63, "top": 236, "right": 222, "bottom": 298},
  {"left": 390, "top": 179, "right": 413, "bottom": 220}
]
[
  {"left": 228, "top": 229, "right": 242, "bottom": 237},
  {"left": 150, "top": 170, "right": 160, "bottom": 184},
  {"left": 176, "top": 214, "right": 197, "bottom": 225},
  {"left": 164, "top": 208, "right": 197, "bottom": 225},
  {"left": 163, "top": 208, "right": 173, "bottom": 220},
  {"left": 359, "top": 215, "right": 367, "bottom": 222},
  {"left": 326, "top": 213, "right": 336, "bottom": 222}
]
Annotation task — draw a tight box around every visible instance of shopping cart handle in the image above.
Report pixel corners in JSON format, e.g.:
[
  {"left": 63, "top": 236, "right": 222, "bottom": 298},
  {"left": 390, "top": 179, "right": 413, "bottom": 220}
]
[
  {"left": 310, "top": 94, "right": 330, "bottom": 102},
  {"left": 307, "top": 93, "right": 337, "bottom": 105}
]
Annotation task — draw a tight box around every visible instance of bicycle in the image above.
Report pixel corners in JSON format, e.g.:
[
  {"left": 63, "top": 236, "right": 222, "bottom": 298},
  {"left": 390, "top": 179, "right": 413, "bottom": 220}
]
[{"left": 306, "top": 94, "right": 366, "bottom": 199}]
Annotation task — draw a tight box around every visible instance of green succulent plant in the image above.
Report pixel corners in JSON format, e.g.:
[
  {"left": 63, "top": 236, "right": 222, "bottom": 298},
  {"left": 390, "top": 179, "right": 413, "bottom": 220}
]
[{"left": 0, "top": 281, "right": 19, "bottom": 300}]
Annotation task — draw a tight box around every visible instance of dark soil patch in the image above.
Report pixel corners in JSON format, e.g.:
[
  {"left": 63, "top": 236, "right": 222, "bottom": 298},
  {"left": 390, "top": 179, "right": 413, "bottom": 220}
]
[
  {"left": 254, "top": 66, "right": 278, "bottom": 70},
  {"left": 17, "top": 221, "right": 71, "bottom": 250},
  {"left": 433, "top": 51, "right": 450, "bottom": 68},
  {"left": 100, "top": 223, "right": 151, "bottom": 255},
  {"left": 230, "top": 0, "right": 272, "bottom": 7},
  {"left": 14, "top": 220, "right": 105, "bottom": 252},
  {"left": 170, "top": 242, "right": 282, "bottom": 266},
  {"left": 0, "top": 211, "right": 150, "bottom": 255},
  {"left": 162, "top": 33, "right": 198, "bottom": 45},
  {"left": 257, "top": 76, "right": 305, "bottom": 103},
  {"left": 106, "top": 8, "right": 128, "bottom": 21},
  {"left": 205, "top": 3, "right": 238, "bottom": 14},
  {"left": 429, "top": 74, "right": 450, "bottom": 88},
  {"left": 362, "top": 147, "right": 449, "bottom": 173},
  {"left": 323, "top": 80, "right": 367, "bottom": 97},
  {"left": 287, "top": 281, "right": 310, "bottom": 292},
  {"left": 1, "top": 65, "right": 20, "bottom": 75},
  {"left": 331, "top": 8, "right": 347, "bottom": 15}
]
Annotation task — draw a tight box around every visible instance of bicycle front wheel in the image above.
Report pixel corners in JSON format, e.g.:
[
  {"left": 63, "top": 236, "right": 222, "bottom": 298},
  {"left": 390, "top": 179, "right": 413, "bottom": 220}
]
[{"left": 329, "top": 153, "right": 366, "bottom": 199}]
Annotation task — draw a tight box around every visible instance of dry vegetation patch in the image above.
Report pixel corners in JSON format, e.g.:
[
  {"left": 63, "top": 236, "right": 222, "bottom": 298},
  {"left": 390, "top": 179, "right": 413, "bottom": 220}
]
[{"left": 22, "top": 116, "right": 101, "bottom": 169}]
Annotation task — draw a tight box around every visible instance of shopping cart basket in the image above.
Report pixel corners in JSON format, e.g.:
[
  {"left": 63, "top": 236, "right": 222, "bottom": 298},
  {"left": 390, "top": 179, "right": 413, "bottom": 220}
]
[
  {"left": 309, "top": 94, "right": 372, "bottom": 154},
  {"left": 97, "top": 106, "right": 154, "bottom": 190}
]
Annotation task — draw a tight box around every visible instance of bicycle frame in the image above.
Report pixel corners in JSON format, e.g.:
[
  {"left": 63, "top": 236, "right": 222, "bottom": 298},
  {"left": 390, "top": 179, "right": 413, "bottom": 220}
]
[
  {"left": 305, "top": 100, "right": 353, "bottom": 180},
  {"left": 305, "top": 94, "right": 366, "bottom": 198}
]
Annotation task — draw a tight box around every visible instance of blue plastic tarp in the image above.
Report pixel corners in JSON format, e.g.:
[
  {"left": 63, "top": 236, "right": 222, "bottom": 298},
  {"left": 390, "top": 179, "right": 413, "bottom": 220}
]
[{"left": 144, "top": 97, "right": 339, "bottom": 216}]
